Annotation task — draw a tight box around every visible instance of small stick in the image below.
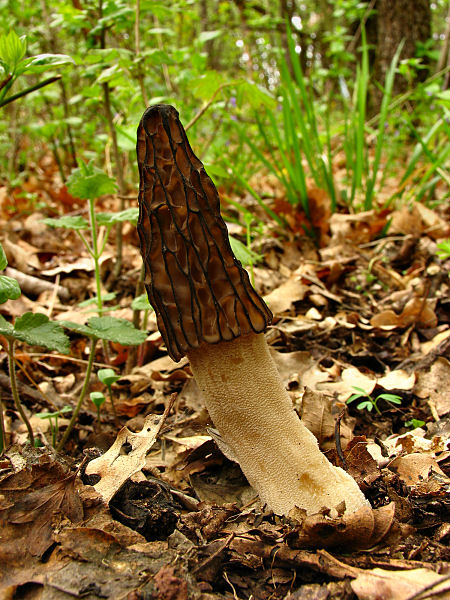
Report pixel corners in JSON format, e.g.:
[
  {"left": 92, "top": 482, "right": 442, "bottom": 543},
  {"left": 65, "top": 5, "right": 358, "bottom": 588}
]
[
  {"left": 335, "top": 409, "right": 348, "bottom": 470},
  {"left": 192, "top": 533, "right": 235, "bottom": 574}
]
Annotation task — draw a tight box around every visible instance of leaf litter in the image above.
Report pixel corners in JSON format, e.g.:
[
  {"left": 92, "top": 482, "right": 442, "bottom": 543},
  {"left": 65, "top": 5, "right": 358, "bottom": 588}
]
[{"left": 0, "top": 172, "right": 449, "bottom": 599}]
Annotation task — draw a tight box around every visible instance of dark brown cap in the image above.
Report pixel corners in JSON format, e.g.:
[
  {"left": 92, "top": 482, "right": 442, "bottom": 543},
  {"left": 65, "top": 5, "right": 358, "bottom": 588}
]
[{"left": 137, "top": 104, "right": 272, "bottom": 362}]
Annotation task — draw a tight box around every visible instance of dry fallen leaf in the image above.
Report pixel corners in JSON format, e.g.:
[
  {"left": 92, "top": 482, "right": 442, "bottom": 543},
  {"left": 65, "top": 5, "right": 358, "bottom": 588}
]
[
  {"left": 264, "top": 276, "right": 308, "bottom": 314},
  {"left": 351, "top": 567, "right": 450, "bottom": 600},
  {"left": 414, "top": 357, "right": 450, "bottom": 417},
  {"left": 371, "top": 297, "right": 438, "bottom": 329},
  {"left": 389, "top": 452, "right": 448, "bottom": 486},
  {"left": 85, "top": 396, "right": 175, "bottom": 503}
]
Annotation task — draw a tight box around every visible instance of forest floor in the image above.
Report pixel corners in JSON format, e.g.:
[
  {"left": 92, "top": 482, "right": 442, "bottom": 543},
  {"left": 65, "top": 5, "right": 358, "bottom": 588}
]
[{"left": 0, "top": 160, "right": 449, "bottom": 600}]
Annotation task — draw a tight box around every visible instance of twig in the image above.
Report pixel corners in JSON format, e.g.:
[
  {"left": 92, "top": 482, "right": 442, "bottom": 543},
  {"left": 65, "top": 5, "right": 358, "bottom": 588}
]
[
  {"left": 0, "top": 76, "right": 62, "bottom": 108},
  {"left": 193, "top": 533, "right": 235, "bottom": 574},
  {"left": 56, "top": 338, "right": 98, "bottom": 451},
  {"left": 185, "top": 82, "right": 235, "bottom": 131},
  {"left": 5, "top": 267, "right": 69, "bottom": 301}
]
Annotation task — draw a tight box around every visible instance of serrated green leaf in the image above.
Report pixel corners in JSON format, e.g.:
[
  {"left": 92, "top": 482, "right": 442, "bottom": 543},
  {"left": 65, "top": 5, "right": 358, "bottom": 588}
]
[
  {"left": 0, "top": 243, "right": 7, "bottom": 270},
  {"left": 43, "top": 216, "right": 89, "bottom": 230},
  {"left": 96, "top": 207, "right": 139, "bottom": 226},
  {"left": 61, "top": 316, "right": 147, "bottom": 345},
  {"left": 0, "top": 314, "right": 14, "bottom": 336},
  {"left": 12, "top": 313, "right": 70, "bottom": 353},
  {"left": 131, "top": 293, "right": 152, "bottom": 311},
  {"left": 66, "top": 164, "right": 117, "bottom": 200},
  {"left": 0, "top": 275, "right": 21, "bottom": 303},
  {"left": 88, "top": 317, "right": 147, "bottom": 345},
  {"left": 59, "top": 320, "right": 95, "bottom": 337}
]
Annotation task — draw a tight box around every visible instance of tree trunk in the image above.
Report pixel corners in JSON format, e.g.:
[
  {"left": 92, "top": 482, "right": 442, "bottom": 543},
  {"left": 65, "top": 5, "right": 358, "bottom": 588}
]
[{"left": 374, "top": 0, "right": 431, "bottom": 107}]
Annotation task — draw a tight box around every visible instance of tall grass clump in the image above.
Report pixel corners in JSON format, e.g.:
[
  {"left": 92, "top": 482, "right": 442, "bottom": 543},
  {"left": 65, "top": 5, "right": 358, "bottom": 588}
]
[{"left": 245, "top": 24, "right": 409, "bottom": 220}]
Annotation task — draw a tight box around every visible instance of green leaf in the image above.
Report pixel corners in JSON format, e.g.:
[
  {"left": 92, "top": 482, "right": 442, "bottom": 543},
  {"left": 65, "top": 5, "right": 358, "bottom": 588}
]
[
  {"left": 352, "top": 386, "right": 370, "bottom": 395},
  {"left": 97, "top": 368, "right": 120, "bottom": 386},
  {"left": 436, "top": 239, "right": 450, "bottom": 260},
  {"left": 346, "top": 393, "right": 366, "bottom": 404},
  {"left": 405, "top": 418, "right": 425, "bottom": 429},
  {"left": 0, "top": 314, "right": 14, "bottom": 336},
  {"left": 238, "top": 81, "right": 276, "bottom": 110},
  {"left": 131, "top": 293, "right": 152, "bottom": 311},
  {"left": 0, "top": 243, "right": 7, "bottom": 270},
  {"left": 36, "top": 405, "right": 72, "bottom": 419},
  {"left": 191, "top": 71, "right": 225, "bottom": 100},
  {"left": 66, "top": 163, "right": 117, "bottom": 200},
  {"left": 78, "top": 293, "right": 116, "bottom": 307},
  {"left": 357, "top": 400, "right": 373, "bottom": 411},
  {"left": 0, "top": 275, "right": 21, "bottom": 303},
  {"left": 90, "top": 391, "right": 106, "bottom": 407},
  {"left": 87, "top": 317, "right": 147, "bottom": 345},
  {"left": 377, "top": 393, "right": 402, "bottom": 405},
  {"left": 18, "top": 53, "right": 74, "bottom": 75},
  {"left": 61, "top": 316, "right": 147, "bottom": 345},
  {"left": 0, "top": 31, "right": 27, "bottom": 71},
  {"left": 8, "top": 313, "right": 70, "bottom": 353},
  {"left": 43, "top": 215, "right": 89, "bottom": 230},
  {"left": 197, "top": 30, "right": 222, "bottom": 45},
  {"left": 229, "top": 236, "right": 262, "bottom": 268},
  {"left": 96, "top": 208, "right": 139, "bottom": 226},
  {"left": 96, "top": 64, "right": 122, "bottom": 85},
  {"left": 203, "top": 163, "right": 230, "bottom": 180}
]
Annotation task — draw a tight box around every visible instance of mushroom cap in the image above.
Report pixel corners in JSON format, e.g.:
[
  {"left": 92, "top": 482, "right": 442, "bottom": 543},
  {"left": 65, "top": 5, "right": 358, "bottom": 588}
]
[{"left": 137, "top": 104, "right": 272, "bottom": 362}]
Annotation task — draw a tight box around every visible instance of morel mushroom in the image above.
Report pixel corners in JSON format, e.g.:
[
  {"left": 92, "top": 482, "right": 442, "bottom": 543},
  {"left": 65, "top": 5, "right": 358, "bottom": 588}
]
[{"left": 137, "top": 105, "right": 369, "bottom": 517}]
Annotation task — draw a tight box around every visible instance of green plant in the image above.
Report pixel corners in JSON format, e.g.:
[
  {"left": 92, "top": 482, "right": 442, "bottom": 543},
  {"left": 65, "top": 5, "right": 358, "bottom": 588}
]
[
  {"left": 43, "top": 161, "right": 139, "bottom": 316},
  {"left": 246, "top": 24, "right": 335, "bottom": 220},
  {"left": 36, "top": 405, "right": 72, "bottom": 447},
  {"left": 436, "top": 239, "right": 450, "bottom": 260},
  {"left": 0, "top": 30, "right": 73, "bottom": 108},
  {"left": 346, "top": 386, "right": 403, "bottom": 415},
  {"left": 56, "top": 316, "right": 147, "bottom": 450},
  {"left": 0, "top": 243, "right": 70, "bottom": 451},
  {"left": 405, "top": 418, "right": 425, "bottom": 429},
  {"left": 97, "top": 368, "right": 120, "bottom": 420},
  {"left": 90, "top": 391, "right": 106, "bottom": 424}
]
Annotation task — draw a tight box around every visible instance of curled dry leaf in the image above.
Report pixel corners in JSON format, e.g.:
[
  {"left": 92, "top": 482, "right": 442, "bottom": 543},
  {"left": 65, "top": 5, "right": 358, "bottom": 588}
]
[
  {"left": 370, "top": 296, "right": 438, "bottom": 330},
  {"left": 288, "top": 502, "right": 396, "bottom": 551}
]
